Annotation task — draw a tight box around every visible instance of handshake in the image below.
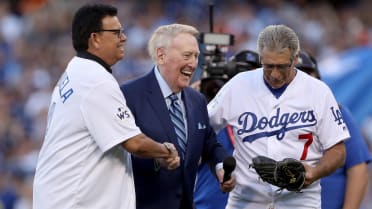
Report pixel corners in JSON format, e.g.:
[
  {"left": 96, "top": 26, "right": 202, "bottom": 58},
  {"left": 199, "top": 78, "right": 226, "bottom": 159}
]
[{"left": 155, "top": 142, "right": 181, "bottom": 170}]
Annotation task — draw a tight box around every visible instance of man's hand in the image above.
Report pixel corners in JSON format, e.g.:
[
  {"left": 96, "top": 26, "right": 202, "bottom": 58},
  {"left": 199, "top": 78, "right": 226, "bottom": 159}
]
[
  {"left": 217, "top": 168, "right": 236, "bottom": 193},
  {"left": 156, "top": 156, "right": 180, "bottom": 170},
  {"left": 156, "top": 142, "right": 180, "bottom": 170}
]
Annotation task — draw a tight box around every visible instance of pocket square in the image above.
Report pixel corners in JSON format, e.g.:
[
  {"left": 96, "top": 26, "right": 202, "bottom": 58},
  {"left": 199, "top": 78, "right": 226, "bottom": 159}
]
[{"left": 198, "top": 122, "right": 206, "bottom": 129}]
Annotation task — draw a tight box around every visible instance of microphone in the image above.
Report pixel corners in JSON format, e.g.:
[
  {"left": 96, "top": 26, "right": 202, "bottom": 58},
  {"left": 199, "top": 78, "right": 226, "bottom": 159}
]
[{"left": 222, "top": 156, "right": 236, "bottom": 183}]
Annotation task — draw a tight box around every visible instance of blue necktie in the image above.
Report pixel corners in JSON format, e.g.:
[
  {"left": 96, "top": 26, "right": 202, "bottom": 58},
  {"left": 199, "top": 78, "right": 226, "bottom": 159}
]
[{"left": 168, "top": 94, "right": 187, "bottom": 157}]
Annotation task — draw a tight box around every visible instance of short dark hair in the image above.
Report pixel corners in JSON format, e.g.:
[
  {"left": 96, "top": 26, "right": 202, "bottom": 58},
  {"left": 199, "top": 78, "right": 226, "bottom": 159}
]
[{"left": 72, "top": 4, "right": 117, "bottom": 52}]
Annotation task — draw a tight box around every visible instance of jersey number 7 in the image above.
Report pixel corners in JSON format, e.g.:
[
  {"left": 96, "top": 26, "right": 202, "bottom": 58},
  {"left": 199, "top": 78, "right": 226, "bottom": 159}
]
[{"left": 298, "top": 133, "right": 313, "bottom": 160}]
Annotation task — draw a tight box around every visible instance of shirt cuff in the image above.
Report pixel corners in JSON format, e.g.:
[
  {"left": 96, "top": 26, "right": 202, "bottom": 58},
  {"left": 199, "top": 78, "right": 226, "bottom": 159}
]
[{"left": 215, "top": 162, "right": 223, "bottom": 172}]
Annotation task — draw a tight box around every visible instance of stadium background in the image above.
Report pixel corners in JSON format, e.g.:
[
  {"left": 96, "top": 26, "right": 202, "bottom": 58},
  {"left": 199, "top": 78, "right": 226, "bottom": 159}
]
[{"left": 0, "top": 0, "right": 371, "bottom": 208}]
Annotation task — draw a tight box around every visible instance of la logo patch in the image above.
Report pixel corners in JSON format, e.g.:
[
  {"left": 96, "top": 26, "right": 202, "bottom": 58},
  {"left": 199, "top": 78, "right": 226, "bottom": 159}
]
[{"left": 330, "top": 106, "right": 344, "bottom": 125}]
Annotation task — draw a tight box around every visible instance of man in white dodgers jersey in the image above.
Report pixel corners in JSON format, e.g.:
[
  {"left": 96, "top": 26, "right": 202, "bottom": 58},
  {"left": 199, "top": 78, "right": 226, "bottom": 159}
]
[
  {"left": 208, "top": 24, "right": 349, "bottom": 209},
  {"left": 32, "top": 4, "right": 179, "bottom": 209}
]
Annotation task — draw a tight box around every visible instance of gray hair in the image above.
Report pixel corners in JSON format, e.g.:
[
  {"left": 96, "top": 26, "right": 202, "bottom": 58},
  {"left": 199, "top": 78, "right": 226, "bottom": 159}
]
[
  {"left": 257, "top": 25, "right": 300, "bottom": 61},
  {"left": 147, "top": 23, "right": 199, "bottom": 61}
]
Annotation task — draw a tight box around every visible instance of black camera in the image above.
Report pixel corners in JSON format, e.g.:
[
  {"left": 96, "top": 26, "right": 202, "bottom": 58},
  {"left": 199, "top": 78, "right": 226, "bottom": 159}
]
[{"left": 198, "top": 32, "right": 261, "bottom": 102}]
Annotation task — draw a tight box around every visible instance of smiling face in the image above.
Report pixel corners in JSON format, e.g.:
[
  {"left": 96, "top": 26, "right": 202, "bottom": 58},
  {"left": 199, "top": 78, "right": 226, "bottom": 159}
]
[
  {"left": 157, "top": 33, "right": 200, "bottom": 93},
  {"left": 88, "top": 15, "right": 127, "bottom": 66},
  {"left": 261, "top": 47, "right": 298, "bottom": 89}
]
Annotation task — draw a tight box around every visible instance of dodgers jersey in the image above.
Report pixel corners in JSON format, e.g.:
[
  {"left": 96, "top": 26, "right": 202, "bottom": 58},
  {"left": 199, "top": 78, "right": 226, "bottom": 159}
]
[
  {"left": 208, "top": 68, "right": 350, "bottom": 209},
  {"left": 33, "top": 56, "right": 141, "bottom": 209}
]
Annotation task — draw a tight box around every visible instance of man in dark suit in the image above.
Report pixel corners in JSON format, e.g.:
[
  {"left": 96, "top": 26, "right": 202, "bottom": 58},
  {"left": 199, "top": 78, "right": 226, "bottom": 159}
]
[{"left": 120, "top": 23, "right": 235, "bottom": 209}]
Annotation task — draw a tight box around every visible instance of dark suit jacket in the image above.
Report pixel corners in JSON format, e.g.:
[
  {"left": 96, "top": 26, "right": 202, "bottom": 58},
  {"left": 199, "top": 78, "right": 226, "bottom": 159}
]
[{"left": 120, "top": 69, "right": 227, "bottom": 209}]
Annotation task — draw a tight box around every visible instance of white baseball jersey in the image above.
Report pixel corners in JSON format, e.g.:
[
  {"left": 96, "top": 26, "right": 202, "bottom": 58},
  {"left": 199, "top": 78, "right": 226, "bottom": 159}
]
[
  {"left": 33, "top": 56, "right": 141, "bottom": 209},
  {"left": 208, "top": 68, "right": 350, "bottom": 209}
]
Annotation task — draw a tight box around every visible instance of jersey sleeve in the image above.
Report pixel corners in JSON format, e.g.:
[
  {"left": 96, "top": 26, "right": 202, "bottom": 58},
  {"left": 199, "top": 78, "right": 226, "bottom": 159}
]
[
  {"left": 207, "top": 82, "right": 231, "bottom": 133},
  {"left": 317, "top": 87, "right": 350, "bottom": 150},
  {"left": 80, "top": 80, "right": 141, "bottom": 153}
]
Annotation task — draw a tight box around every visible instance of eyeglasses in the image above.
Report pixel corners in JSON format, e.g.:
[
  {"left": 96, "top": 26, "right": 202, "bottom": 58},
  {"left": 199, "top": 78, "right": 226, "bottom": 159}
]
[
  {"left": 262, "top": 62, "right": 292, "bottom": 71},
  {"left": 94, "top": 28, "right": 125, "bottom": 38}
]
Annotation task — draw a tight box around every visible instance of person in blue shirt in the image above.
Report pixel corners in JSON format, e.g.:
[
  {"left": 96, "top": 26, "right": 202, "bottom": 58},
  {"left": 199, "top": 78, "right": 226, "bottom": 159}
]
[
  {"left": 296, "top": 51, "right": 372, "bottom": 209},
  {"left": 194, "top": 50, "right": 260, "bottom": 209}
]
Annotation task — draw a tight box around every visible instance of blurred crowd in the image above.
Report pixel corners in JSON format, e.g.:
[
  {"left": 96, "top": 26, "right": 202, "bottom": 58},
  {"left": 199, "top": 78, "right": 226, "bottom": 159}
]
[{"left": 0, "top": 0, "right": 371, "bottom": 208}]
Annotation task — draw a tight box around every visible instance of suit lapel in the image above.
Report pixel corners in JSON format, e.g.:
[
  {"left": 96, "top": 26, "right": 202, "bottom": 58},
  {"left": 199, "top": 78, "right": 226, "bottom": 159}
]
[{"left": 145, "top": 71, "right": 178, "bottom": 145}]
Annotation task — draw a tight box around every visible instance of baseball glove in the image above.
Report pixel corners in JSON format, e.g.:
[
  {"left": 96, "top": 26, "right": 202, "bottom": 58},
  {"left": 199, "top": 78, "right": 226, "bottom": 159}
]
[{"left": 250, "top": 156, "right": 306, "bottom": 192}]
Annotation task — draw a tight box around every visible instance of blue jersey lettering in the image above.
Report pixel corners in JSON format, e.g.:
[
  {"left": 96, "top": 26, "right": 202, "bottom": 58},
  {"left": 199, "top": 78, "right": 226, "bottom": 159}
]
[
  {"left": 237, "top": 108, "right": 317, "bottom": 143},
  {"left": 58, "top": 73, "right": 74, "bottom": 103}
]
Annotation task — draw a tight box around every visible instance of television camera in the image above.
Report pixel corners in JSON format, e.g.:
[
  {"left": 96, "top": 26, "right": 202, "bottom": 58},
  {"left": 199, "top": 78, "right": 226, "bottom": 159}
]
[{"left": 198, "top": 32, "right": 261, "bottom": 101}]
